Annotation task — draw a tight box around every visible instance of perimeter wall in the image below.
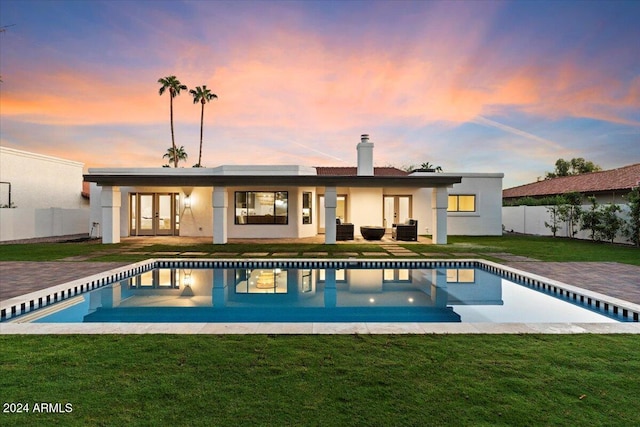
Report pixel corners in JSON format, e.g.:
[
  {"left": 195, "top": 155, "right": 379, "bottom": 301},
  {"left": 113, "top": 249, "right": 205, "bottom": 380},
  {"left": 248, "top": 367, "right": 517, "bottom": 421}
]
[{"left": 502, "top": 204, "right": 632, "bottom": 244}]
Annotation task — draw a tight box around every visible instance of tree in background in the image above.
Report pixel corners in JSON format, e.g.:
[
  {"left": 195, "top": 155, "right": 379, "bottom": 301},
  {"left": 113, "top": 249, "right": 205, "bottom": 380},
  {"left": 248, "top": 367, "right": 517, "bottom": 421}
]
[
  {"left": 599, "top": 204, "right": 623, "bottom": 243},
  {"left": 544, "top": 204, "right": 563, "bottom": 237},
  {"left": 189, "top": 85, "right": 218, "bottom": 168},
  {"left": 158, "top": 76, "right": 188, "bottom": 167},
  {"left": 624, "top": 187, "right": 640, "bottom": 246},
  {"left": 557, "top": 192, "right": 583, "bottom": 238},
  {"left": 545, "top": 158, "right": 601, "bottom": 179},
  {"left": 420, "top": 162, "right": 443, "bottom": 172},
  {"left": 580, "top": 197, "right": 605, "bottom": 241},
  {"left": 163, "top": 146, "right": 188, "bottom": 167}
]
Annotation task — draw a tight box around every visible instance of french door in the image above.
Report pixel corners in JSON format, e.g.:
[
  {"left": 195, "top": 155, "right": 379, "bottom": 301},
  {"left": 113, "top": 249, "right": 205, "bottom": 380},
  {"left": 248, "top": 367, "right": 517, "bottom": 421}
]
[
  {"left": 383, "top": 196, "right": 411, "bottom": 230},
  {"left": 130, "top": 193, "right": 179, "bottom": 236}
]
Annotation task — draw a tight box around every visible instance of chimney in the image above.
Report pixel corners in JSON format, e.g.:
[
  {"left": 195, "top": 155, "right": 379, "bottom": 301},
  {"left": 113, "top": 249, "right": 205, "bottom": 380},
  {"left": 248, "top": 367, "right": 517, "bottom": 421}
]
[{"left": 357, "top": 134, "right": 374, "bottom": 176}]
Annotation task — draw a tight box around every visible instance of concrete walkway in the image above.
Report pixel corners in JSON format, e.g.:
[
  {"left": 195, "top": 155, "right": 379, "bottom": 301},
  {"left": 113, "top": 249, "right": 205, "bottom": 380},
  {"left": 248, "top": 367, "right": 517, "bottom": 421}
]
[
  {"left": 503, "top": 261, "right": 640, "bottom": 305},
  {"left": 0, "top": 262, "right": 129, "bottom": 300}
]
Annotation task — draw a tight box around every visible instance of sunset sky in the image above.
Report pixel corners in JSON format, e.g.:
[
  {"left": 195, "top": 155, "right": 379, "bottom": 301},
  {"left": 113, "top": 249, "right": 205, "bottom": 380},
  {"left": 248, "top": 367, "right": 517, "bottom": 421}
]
[{"left": 1, "top": 0, "right": 639, "bottom": 188}]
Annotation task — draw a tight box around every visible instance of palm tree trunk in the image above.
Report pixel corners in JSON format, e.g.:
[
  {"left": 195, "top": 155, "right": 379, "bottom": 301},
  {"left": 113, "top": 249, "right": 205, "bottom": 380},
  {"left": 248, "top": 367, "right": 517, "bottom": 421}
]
[
  {"left": 198, "top": 102, "right": 204, "bottom": 167},
  {"left": 170, "top": 96, "right": 178, "bottom": 167}
]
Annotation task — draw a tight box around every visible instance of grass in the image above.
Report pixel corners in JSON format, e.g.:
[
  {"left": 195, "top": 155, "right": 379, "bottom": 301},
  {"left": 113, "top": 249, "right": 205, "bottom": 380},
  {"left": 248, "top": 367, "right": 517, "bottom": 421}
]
[
  {"left": 1, "top": 235, "right": 638, "bottom": 425},
  {"left": 0, "top": 234, "right": 637, "bottom": 264},
  {"left": 1, "top": 334, "right": 639, "bottom": 426}
]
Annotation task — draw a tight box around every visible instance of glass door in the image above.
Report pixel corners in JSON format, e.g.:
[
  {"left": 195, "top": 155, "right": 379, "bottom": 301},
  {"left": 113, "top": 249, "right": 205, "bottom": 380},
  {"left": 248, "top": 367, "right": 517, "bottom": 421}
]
[
  {"left": 130, "top": 193, "right": 178, "bottom": 236},
  {"left": 156, "top": 194, "right": 174, "bottom": 235},
  {"left": 383, "top": 196, "right": 411, "bottom": 230},
  {"left": 138, "top": 194, "right": 155, "bottom": 235}
]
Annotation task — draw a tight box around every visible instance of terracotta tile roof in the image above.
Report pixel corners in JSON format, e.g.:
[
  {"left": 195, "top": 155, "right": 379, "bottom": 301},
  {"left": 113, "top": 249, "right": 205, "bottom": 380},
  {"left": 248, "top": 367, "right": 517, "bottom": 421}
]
[
  {"left": 503, "top": 163, "right": 640, "bottom": 198},
  {"left": 315, "top": 167, "right": 408, "bottom": 176}
]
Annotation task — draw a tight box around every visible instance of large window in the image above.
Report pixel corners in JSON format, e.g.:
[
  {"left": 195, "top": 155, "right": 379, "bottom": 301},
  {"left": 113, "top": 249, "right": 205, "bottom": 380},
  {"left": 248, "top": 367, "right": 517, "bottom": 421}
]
[
  {"left": 235, "top": 191, "right": 288, "bottom": 224},
  {"left": 448, "top": 195, "right": 476, "bottom": 212},
  {"left": 234, "top": 269, "right": 288, "bottom": 293}
]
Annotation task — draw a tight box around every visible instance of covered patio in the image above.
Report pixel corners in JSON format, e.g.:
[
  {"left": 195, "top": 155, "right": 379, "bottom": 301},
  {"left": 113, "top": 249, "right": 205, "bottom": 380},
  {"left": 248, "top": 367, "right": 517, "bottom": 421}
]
[{"left": 85, "top": 169, "right": 460, "bottom": 245}]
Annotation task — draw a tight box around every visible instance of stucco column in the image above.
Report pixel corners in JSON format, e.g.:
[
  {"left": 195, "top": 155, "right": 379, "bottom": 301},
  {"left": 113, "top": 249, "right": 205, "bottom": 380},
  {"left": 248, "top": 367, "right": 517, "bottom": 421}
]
[
  {"left": 430, "top": 270, "right": 448, "bottom": 307},
  {"left": 324, "top": 268, "right": 337, "bottom": 307},
  {"left": 213, "top": 187, "right": 228, "bottom": 244},
  {"left": 324, "top": 187, "right": 337, "bottom": 244},
  {"left": 432, "top": 186, "right": 448, "bottom": 245},
  {"left": 100, "top": 186, "right": 121, "bottom": 244},
  {"left": 212, "top": 269, "right": 226, "bottom": 307}
]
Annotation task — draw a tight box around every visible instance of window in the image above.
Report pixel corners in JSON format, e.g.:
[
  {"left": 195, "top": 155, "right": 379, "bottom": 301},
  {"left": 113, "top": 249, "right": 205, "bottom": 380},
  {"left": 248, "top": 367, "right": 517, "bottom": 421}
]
[
  {"left": 129, "top": 269, "right": 179, "bottom": 289},
  {"left": 318, "top": 269, "right": 346, "bottom": 282},
  {"left": 235, "top": 191, "right": 288, "bottom": 224},
  {"left": 448, "top": 195, "right": 476, "bottom": 212},
  {"left": 383, "top": 269, "right": 411, "bottom": 282},
  {"left": 446, "top": 269, "right": 475, "bottom": 283},
  {"left": 302, "top": 192, "right": 312, "bottom": 224},
  {"left": 234, "top": 269, "right": 288, "bottom": 293}
]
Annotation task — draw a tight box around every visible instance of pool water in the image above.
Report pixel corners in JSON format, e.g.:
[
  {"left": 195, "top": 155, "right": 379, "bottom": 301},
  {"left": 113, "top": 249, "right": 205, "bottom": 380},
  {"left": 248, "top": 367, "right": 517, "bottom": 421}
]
[{"left": 15, "top": 266, "right": 624, "bottom": 323}]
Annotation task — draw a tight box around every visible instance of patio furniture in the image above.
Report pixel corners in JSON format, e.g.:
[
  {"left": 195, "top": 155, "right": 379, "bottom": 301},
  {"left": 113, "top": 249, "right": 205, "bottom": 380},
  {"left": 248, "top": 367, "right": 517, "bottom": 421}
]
[
  {"left": 360, "top": 226, "right": 385, "bottom": 241},
  {"left": 336, "top": 223, "right": 354, "bottom": 240},
  {"left": 392, "top": 219, "right": 418, "bottom": 241}
]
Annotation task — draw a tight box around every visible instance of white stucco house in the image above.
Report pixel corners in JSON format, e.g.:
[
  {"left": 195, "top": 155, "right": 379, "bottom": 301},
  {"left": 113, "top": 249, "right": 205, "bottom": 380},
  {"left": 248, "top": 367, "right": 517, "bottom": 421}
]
[
  {"left": 86, "top": 135, "right": 503, "bottom": 244},
  {"left": 0, "top": 147, "right": 90, "bottom": 242}
]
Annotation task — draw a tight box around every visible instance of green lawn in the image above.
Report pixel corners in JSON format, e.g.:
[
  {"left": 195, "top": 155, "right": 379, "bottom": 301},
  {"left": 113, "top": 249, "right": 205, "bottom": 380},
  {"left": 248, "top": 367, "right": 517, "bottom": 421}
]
[
  {"left": 1, "top": 335, "right": 639, "bottom": 426},
  {"left": 0, "top": 234, "right": 638, "bottom": 264}
]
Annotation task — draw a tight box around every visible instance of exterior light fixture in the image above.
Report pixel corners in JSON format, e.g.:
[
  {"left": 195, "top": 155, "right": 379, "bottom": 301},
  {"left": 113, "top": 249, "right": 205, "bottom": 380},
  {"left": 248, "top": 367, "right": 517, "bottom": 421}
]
[
  {"left": 184, "top": 196, "right": 191, "bottom": 208},
  {"left": 182, "top": 269, "right": 192, "bottom": 287}
]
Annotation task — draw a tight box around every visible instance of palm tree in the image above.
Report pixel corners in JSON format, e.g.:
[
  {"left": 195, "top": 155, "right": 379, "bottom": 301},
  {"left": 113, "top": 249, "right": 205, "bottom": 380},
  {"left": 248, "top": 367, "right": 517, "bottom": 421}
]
[
  {"left": 420, "top": 162, "right": 443, "bottom": 172},
  {"left": 158, "top": 76, "right": 188, "bottom": 167},
  {"left": 163, "top": 146, "right": 188, "bottom": 167},
  {"left": 189, "top": 85, "right": 218, "bottom": 167}
]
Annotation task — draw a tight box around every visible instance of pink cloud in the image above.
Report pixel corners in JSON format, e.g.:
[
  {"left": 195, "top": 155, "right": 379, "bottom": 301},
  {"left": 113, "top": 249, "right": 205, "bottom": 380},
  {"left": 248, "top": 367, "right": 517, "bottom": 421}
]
[{"left": 1, "top": 1, "right": 637, "bottom": 173}]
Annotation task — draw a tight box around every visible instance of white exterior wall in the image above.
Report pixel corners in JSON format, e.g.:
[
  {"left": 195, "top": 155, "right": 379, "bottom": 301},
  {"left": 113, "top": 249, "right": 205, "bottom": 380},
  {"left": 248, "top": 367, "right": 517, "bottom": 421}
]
[
  {"left": 1, "top": 208, "right": 90, "bottom": 241},
  {"left": 411, "top": 173, "right": 504, "bottom": 236},
  {"left": 503, "top": 204, "right": 632, "bottom": 243},
  {"left": 180, "top": 187, "right": 214, "bottom": 237},
  {"left": 447, "top": 174, "right": 503, "bottom": 236},
  {"left": 0, "top": 147, "right": 89, "bottom": 241},
  {"left": 0, "top": 147, "right": 87, "bottom": 209},
  {"left": 348, "top": 188, "right": 383, "bottom": 236}
]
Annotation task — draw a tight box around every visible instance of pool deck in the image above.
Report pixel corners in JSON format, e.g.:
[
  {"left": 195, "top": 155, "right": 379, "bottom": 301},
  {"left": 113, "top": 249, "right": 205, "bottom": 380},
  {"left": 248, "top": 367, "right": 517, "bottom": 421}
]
[{"left": 1, "top": 241, "right": 639, "bottom": 334}]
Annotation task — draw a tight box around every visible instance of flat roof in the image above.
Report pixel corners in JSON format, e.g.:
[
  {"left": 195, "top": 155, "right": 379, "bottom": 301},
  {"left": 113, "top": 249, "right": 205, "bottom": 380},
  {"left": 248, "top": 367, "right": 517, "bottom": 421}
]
[{"left": 84, "top": 172, "right": 462, "bottom": 188}]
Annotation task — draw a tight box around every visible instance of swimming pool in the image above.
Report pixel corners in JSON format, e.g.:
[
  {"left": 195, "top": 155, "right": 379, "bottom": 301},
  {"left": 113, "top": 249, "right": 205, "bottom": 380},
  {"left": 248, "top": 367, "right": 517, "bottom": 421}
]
[{"left": 3, "top": 259, "right": 638, "bottom": 324}]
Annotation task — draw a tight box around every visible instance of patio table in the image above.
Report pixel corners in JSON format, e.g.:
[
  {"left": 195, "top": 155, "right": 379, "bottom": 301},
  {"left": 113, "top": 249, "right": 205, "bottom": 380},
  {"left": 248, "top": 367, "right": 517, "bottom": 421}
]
[{"left": 360, "top": 226, "right": 385, "bottom": 241}]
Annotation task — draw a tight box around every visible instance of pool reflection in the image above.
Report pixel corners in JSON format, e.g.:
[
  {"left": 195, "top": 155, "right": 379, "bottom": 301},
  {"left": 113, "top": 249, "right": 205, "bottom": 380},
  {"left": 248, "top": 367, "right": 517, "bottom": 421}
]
[{"left": 77, "top": 268, "right": 504, "bottom": 323}]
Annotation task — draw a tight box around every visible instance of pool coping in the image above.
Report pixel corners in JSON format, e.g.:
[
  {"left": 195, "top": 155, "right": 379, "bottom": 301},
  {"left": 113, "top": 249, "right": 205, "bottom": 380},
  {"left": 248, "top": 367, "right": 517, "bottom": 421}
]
[{"left": 1, "top": 258, "right": 639, "bottom": 334}]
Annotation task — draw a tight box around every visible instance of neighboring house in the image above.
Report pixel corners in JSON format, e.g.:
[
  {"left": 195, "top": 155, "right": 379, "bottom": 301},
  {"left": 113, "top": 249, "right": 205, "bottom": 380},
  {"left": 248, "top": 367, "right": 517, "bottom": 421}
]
[
  {"left": 0, "top": 147, "right": 90, "bottom": 242},
  {"left": 503, "top": 163, "right": 640, "bottom": 205},
  {"left": 86, "top": 135, "right": 503, "bottom": 244},
  {"left": 502, "top": 163, "right": 639, "bottom": 242}
]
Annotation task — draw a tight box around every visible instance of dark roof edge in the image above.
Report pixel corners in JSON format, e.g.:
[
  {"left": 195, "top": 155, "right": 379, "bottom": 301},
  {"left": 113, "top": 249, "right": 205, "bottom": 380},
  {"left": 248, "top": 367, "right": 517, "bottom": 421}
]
[{"left": 83, "top": 174, "right": 463, "bottom": 188}]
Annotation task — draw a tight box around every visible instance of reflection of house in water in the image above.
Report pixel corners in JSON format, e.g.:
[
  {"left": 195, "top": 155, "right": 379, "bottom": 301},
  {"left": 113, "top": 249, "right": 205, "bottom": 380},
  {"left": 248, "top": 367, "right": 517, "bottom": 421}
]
[{"left": 82, "top": 267, "right": 503, "bottom": 323}]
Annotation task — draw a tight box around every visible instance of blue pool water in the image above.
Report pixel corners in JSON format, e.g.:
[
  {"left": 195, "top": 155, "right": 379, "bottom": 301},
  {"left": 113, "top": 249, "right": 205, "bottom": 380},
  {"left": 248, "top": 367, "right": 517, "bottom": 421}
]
[{"left": 14, "top": 265, "right": 626, "bottom": 323}]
